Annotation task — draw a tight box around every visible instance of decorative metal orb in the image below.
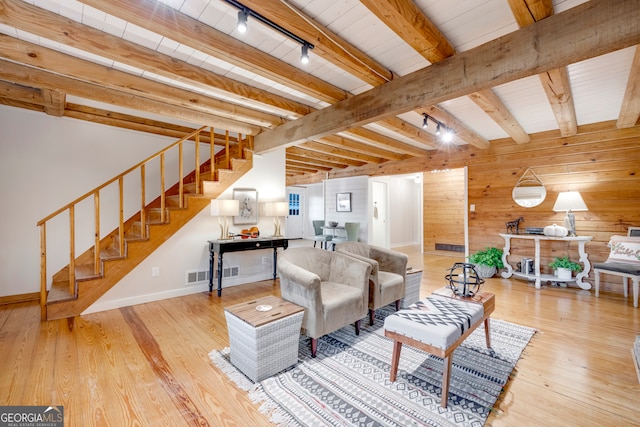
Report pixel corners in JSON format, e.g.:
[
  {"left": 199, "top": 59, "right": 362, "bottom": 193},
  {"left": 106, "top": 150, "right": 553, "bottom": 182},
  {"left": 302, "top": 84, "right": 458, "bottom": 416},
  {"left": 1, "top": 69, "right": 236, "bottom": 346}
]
[{"left": 445, "top": 262, "right": 484, "bottom": 297}]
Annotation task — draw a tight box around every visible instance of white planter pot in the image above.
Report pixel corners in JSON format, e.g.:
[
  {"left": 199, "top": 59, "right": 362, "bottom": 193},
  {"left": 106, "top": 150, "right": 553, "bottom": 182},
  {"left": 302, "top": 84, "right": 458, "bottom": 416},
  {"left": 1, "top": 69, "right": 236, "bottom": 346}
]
[
  {"left": 473, "top": 264, "right": 497, "bottom": 279},
  {"left": 556, "top": 267, "right": 572, "bottom": 280}
]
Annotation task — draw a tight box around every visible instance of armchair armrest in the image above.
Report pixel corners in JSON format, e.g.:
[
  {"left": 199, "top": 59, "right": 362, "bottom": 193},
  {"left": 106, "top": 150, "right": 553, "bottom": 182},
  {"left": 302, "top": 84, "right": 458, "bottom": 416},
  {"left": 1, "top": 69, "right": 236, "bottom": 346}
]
[
  {"left": 277, "top": 258, "right": 322, "bottom": 315},
  {"left": 370, "top": 246, "right": 408, "bottom": 277}
]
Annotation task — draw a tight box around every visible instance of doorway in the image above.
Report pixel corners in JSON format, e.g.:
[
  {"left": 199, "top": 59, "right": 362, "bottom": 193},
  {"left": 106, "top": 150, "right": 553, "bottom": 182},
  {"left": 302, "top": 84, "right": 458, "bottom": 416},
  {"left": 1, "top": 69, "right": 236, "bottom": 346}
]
[
  {"left": 285, "top": 187, "right": 305, "bottom": 238},
  {"left": 370, "top": 180, "right": 388, "bottom": 247}
]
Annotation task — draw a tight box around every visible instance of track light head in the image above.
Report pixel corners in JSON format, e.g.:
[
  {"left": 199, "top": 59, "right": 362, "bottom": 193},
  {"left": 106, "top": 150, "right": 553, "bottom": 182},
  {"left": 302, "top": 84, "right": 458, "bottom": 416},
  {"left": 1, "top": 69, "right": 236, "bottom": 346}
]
[
  {"left": 422, "top": 114, "right": 429, "bottom": 129},
  {"left": 237, "top": 9, "right": 248, "bottom": 33},
  {"left": 436, "top": 122, "right": 441, "bottom": 135},
  {"left": 301, "top": 43, "right": 309, "bottom": 64},
  {"left": 442, "top": 129, "right": 454, "bottom": 143}
]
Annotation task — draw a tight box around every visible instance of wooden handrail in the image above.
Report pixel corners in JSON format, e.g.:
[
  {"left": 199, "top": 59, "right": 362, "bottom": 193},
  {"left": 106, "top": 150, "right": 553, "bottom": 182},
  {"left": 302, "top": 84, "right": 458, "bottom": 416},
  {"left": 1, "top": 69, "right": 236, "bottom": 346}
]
[{"left": 36, "top": 126, "right": 208, "bottom": 226}]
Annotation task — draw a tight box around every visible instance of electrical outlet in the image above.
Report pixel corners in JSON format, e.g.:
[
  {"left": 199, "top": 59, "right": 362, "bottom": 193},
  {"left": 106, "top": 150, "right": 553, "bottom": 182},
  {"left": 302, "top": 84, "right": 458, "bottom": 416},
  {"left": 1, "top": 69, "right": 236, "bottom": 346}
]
[
  {"left": 152, "top": 267, "right": 160, "bottom": 277},
  {"left": 262, "top": 256, "right": 268, "bottom": 264}
]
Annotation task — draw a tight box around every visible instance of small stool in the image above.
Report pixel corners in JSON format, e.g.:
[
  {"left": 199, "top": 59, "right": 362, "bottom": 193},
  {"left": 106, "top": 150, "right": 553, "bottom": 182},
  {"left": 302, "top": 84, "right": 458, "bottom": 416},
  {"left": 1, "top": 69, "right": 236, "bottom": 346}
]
[
  {"left": 224, "top": 296, "right": 304, "bottom": 382},
  {"left": 384, "top": 288, "right": 495, "bottom": 408}
]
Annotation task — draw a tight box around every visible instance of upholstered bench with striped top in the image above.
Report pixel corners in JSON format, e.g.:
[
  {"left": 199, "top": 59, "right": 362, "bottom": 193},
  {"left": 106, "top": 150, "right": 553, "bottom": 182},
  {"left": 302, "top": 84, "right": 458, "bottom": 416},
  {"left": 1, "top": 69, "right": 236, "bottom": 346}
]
[{"left": 384, "top": 288, "right": 495, "bottom": 408}]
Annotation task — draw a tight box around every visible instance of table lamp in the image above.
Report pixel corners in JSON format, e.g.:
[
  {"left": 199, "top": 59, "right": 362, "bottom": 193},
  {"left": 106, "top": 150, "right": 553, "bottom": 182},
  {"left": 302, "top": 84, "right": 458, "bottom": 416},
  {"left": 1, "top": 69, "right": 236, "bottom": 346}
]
[
  {"left": 264, "top": 201, "right": 288, "bottom": 237},
  {"left": 552, "top": 191, "right": 588, "bottom": 237},
  {"left": 211, "top": 199, "right": 239, "bottom": 240}
]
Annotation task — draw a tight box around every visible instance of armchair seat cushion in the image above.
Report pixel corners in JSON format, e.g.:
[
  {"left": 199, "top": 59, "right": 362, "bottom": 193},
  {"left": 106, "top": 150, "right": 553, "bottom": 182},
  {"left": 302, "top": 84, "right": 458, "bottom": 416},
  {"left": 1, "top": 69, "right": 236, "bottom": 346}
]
[{"left": 321, "top": 282, "right": 366, "bottom": 332}]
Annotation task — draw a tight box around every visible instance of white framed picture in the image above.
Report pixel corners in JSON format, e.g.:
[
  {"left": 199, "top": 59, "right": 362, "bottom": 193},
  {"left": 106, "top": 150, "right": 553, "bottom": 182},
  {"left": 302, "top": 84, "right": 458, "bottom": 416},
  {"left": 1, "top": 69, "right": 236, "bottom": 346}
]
[
  {"left": 233, "top": 188, "right": 258, "bottom": 224},
  {"left": 336, "top": 192, "right": 351, "bottom": 212}
]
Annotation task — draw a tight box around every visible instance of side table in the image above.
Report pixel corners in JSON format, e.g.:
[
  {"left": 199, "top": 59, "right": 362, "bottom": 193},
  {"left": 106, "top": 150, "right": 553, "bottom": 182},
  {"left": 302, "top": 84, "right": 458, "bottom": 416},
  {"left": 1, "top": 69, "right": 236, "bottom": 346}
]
[
  {"left": 400, "top": 267, "right": 423, "bottom": 308},
  {"left": 499, "top": 233, "right": 593, "bottom": 289},
  {"left": 224, "top": 296, "right": 304, "bottom": 382}
]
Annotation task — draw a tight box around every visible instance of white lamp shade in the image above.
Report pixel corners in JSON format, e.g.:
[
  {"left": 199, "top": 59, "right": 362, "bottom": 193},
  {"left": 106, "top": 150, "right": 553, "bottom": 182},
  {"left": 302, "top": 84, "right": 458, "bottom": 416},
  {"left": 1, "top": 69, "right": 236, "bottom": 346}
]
[
  {"left": 552, "top": 191, "right": 588, "bottom": 212},
  {"left": 210, "top": 199, "right": 239, "bottom": 217},
  {"left": 263, "top": 201, "right": 288, "bottom": 216}
]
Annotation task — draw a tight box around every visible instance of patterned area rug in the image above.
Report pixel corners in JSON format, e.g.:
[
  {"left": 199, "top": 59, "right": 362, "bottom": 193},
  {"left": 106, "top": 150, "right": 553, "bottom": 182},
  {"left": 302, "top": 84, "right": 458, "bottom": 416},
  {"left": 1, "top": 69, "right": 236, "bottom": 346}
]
[{"left": 210, "top": 308, "right": 536, "bottom": 426}]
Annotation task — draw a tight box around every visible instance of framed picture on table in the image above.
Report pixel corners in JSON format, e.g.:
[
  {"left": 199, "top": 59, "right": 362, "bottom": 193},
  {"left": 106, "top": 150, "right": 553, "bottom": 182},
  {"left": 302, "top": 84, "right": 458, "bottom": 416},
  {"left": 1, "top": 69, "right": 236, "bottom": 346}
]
[
  {"left": 233, "top": 188, "right": 258, "bottom": 224},
  {"left": 336, "top": 192, "right": 351, "bottom": 212}
]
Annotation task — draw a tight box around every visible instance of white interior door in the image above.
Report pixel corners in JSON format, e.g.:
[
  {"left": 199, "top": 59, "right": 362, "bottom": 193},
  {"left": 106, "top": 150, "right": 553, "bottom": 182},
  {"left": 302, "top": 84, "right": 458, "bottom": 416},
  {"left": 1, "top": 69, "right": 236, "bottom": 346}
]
[
  {"left": 370, "top": 180, "right": 389, "bottom": 247},
  {"left": 285, "top": 188, "right": 305, "bottom": 238}
]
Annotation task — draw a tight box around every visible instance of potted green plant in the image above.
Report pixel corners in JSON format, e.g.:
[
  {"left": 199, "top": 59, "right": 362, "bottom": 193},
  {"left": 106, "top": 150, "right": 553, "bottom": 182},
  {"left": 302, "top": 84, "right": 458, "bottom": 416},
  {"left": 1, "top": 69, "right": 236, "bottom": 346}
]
[
  {"left": 469, "top": 247, "right": 504, "bottom": 278},
  {"left": 548, "top": 256, "right": 582, "bottom": 280}
]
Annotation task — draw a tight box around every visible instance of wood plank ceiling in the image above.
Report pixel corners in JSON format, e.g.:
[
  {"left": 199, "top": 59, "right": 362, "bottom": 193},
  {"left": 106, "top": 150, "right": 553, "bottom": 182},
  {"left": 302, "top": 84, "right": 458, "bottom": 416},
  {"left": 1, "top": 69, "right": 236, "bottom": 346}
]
[{"left": 0, "top": 0, "right": 639, "bottom": 183}]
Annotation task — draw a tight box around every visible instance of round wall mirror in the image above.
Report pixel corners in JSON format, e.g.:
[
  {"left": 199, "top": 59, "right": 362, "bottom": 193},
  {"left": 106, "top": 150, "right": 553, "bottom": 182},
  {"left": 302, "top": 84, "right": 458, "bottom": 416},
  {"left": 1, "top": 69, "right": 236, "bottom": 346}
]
[{"left": 512, "top": 169, "right": 546, "bottom": 208}]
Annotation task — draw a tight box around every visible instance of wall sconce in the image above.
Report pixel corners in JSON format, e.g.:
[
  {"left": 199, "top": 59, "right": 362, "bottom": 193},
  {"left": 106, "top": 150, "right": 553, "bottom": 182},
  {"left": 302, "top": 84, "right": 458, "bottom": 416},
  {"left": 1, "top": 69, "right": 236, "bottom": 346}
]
[
  {"left": 211, "top": 199, "right": 240, "bottom": 240},
  {"left": 264, "top": 201, "right": 288, "bottom": 237},
  {"left": 552, "top": 191, "right": 588, "bottom": 237}
]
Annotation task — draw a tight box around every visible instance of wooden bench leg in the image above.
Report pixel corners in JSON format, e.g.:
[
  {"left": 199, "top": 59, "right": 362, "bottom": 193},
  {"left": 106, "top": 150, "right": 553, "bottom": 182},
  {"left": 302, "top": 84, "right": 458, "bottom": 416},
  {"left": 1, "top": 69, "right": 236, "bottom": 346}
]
[
  {"left": 441, "top": 355, "right": 453, "bottom": 408},
  {"left": 484, "top": 317, "right": 492, "bottom": 348},
  {"left": 595, "top": 269, "right": 600, "bottom": 297},
  {"left": 633, "top": 277, "right": 639, "bottom": 308},
  {"left": 389, "top": 341, "right": 402, "bottom": 382}
]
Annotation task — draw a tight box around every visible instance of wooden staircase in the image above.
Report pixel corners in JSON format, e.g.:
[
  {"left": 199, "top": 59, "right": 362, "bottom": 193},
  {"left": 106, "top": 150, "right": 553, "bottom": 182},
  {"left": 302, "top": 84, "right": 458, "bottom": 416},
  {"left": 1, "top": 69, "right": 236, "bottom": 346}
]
[{"left": 38, "top": 127, "right": 253, "bottom": 321}]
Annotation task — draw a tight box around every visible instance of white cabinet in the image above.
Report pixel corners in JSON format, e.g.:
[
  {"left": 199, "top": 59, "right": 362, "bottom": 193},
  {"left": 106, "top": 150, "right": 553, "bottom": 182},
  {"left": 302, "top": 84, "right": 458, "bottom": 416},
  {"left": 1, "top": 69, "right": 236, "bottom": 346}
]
[{"left": 499, "top": 233, "right": 593, "bottom": 289}]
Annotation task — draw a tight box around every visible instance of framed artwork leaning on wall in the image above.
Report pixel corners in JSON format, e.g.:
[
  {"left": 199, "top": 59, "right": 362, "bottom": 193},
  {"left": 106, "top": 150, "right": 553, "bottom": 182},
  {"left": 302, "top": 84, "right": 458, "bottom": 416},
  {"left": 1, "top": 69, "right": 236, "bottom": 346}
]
[{"left": 233, "top": 188, "right": 259, "bottom": 224}]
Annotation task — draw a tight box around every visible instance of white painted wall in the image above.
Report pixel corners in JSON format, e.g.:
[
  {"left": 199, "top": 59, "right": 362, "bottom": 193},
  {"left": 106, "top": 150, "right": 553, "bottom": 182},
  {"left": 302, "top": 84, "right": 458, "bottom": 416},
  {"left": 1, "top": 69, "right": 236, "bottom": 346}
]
[{"left": 0, "top": 105, "right": 286, "bottom": 307}]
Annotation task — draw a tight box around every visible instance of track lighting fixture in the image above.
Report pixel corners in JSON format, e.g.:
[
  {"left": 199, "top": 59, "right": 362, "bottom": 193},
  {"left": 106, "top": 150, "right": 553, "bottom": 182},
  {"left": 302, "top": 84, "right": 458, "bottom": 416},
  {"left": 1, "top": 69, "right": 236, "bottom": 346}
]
[
  {"left": 422, "top": 113, "right": 454, "bottom": 143},
  {"left": 225, "top": 0, "right": 314, "bottom": 64},
  {"left": 237, "top": 9, "right": 248, "bottom": 33}
]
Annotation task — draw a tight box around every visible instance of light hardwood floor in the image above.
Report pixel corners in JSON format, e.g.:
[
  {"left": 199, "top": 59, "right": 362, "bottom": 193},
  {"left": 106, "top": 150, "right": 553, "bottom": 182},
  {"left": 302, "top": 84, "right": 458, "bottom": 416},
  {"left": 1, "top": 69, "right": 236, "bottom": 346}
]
[{"left": 1, "top": 245, "right": 639, "bottom": 426}]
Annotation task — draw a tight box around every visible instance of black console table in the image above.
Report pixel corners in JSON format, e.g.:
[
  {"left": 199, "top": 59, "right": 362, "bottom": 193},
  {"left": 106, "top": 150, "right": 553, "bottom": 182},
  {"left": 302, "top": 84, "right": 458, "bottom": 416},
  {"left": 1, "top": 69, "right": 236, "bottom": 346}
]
[{"left": 208, "top": 237, "right": 289, "bottom": 296}]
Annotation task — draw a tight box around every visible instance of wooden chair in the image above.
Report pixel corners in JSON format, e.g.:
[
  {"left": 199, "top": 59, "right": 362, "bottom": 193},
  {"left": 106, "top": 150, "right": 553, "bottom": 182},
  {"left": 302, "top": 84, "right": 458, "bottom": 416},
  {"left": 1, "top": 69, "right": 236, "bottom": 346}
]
[{"left": 594, "top": 228, "right": 640, "bottom": 307}]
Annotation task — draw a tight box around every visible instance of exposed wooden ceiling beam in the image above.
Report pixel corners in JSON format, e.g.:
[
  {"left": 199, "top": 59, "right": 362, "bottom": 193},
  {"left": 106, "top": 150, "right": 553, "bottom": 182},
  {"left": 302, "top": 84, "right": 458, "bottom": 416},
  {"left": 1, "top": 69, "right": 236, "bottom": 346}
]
[
  {"left": 0, "top": 80, "right": 41, "bottom": 104},
  {"left": 508, "top": 0, "right": 578, "bottom": 137},
  {"left": 361, "top": 0, "right": 527, "bottom": 145},
  {"left": 75, "top": 0, "right": 434, "bottom": 155},
  {"left": 316, "top": 135, "right": 405, "bottom": 162},
  {"left": 299, "top": 141, "right": 383, "bottom": 164},
  {"left": 0, "top": 0, "right": 312, "bottom": 119},
  {"left": 0, "top": 60, "right": 261, "bottom": 135},
  {"left": 286, "top": 159, "right": 332, "bottom": 172},
  {"left": 0, "top": 34, "right": 281, "bottom": 129},
  {"left": 238, "top": 0, "right": 394, "bottom": 86},
  {"left": 342, "top": 128, "right": 431, "bottom": 157},
  {"left": 77, "top": 0, "right": 349, "bottom": 104},
  {"left": 235, "top": 0, "right": 437, "bottom": 148},
  {"left": 286, "top": 153, "right": 349, "bottom": 169},
  {"left": 617, "top": 45, "right": 640, "bottom": 128},
  {"left": 415, "top": 106, "right": 489, "bottom": 149},
  {"left": 41, "top": 89, "right": 65, "bottom": 117},
  {"left": 287, "top": 146, "right": 368, "bottom": 167},
  {"left": 255, "top": 0, "right": 640, "bottom": 152}
]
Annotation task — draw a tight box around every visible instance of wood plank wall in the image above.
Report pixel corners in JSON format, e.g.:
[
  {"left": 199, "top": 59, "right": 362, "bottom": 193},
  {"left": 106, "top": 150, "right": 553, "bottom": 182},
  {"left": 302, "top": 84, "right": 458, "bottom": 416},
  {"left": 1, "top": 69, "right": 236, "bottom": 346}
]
[
  {"left": 423, "top": 168, "right": 465, "bottom": 254},
  {"left": 294, "top": 121, "right": 640, "bottom": 293}
]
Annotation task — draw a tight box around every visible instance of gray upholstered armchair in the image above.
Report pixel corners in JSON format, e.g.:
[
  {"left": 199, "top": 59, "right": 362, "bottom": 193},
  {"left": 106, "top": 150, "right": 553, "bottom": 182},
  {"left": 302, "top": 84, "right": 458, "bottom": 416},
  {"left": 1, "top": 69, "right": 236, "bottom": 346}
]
[
  {"left": 336, "top": 242, "right": 408, "bottom": 325},
  {"left": 277, "top": 247, "right": 372, "bottom": 357}
]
